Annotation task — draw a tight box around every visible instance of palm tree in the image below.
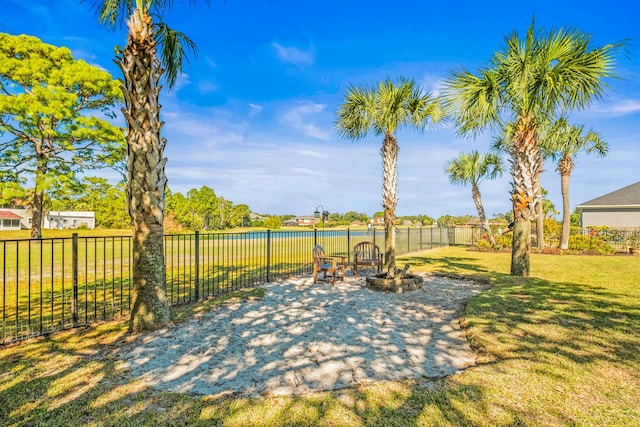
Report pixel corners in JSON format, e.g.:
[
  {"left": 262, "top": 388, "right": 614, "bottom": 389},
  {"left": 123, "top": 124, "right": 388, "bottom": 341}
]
[
  {"left": 91, "top": 0, "right": 203, "bottom": 332},
  {"left": 493, "top": 125, "right": 548, "bottom": 251},
  {"left": 543, "top": 117, "right": 607, "bottom": 250},
  {"left": 444, "top": 20, "right": 622, "bottom": 276},
  {"left": 336, "top": 77, "right": 443, "bottom": 277},
  {"left": 446, "top": 151, "right": 503, "bottom": 245}
]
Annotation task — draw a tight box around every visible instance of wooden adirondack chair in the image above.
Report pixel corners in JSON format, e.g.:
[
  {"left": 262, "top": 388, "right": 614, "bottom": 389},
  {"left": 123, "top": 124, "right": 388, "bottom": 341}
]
[
  {"left": 312, "top": 245, "right": 345, "bottom": 285},
  {"left": 353, "top": 241, "right": 383, "bottom": 277}
]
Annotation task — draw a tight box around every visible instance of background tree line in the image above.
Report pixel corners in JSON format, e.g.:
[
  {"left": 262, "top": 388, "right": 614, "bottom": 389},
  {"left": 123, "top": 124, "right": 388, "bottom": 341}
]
[
  {"left": 4, "top": 178, "right": 489, "bottom": 232},
  {"left": 0, "top": 180, "right": 250, "bottom": 232}
]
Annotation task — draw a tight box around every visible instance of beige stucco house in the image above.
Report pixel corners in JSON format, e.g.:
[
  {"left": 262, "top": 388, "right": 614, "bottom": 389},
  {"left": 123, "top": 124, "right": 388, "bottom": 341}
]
[{"left": 576, "top": 181, "right": 640, "bottom": 228}]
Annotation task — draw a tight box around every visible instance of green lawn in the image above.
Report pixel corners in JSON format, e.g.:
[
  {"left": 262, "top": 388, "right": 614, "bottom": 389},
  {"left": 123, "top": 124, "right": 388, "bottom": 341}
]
[{"left": 0, "top": 247, "right": 638, "bottom": 426}]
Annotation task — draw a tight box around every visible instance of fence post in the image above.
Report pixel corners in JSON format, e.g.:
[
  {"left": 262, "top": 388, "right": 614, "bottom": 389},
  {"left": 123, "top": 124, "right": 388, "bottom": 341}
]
[
  {"left": 266, "top": 230, "right": 271, "bottom": 282},
  {"left": 347, "top": 228, "right": 351, "bottom": 263},
  {"left": 313, "top": 228, "right": 317, "bottom": 247},
  {"left": 71, "top": 233, "right": 79, "bottom": 326},
  {"left": 419, "top": 225, "right": 423, "bottom": 251},
  {"left": 430, "top": 227, "right": 433, "bottom": 249},
  {"left": 407, "top": 227, "right": 410, "bottom": 253},
  {"left": 194, "top": 231, "right": 200, "bottom": 301}
]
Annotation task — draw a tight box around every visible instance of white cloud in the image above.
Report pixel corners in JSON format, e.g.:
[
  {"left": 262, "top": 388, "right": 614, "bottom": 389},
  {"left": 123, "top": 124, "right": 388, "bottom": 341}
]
[
  {"left": 198, "top": 80, "right": 218, "bottom": 94},
  {"left": 204, "top": 57, "right": 217, "bottom": 69},
  {"left": 590, "top": 99, "right": 640, "bottom": 116},
  {"left": 272, "top": 42, "right": 313, "bottom": 66},
  {"left": 162, "top": 110, "right": 247, "bottom": 152},
  {"left": 287, "top": 167, "right": 324, "bottom": 176},
  {"left": 293, "top": 149, "right": 328, "bottom": 159},
  {"left": 280, "top": 101, "right": 332, "bottom": 140},
  {"left": 248, "top": 103, "right": 263, "bottom": 117},
  {"left": 166, "top": 73, "right": 192, "bottom": 93},
  {"left": 419, "top": 74, "right": 446, "bottom": 97}
]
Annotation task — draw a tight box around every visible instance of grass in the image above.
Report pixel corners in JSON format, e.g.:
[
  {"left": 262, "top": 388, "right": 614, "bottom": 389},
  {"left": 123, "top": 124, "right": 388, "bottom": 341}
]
[
  {"left": 0, "top": 229, "right": 133, "bottom": 240},
  {"left": 1, "top": 246, "right": 639, "bottom": 426}
]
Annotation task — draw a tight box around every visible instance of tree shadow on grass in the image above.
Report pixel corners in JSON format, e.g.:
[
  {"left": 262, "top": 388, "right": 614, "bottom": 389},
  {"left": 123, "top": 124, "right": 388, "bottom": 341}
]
[
  {"left": 466, "top": 272, "right": 640, "bottom": 367},
  {"left": 401, "top": 254, "right": 492, "bottom": 275},
  {"left": 1, "top": 251, "right": 639, "bottom": 426}
]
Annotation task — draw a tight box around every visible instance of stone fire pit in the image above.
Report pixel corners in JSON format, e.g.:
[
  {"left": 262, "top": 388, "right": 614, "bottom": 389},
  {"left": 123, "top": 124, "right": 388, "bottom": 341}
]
[{"left": 365, "top": 273, "right": 424, "bottom": 293}]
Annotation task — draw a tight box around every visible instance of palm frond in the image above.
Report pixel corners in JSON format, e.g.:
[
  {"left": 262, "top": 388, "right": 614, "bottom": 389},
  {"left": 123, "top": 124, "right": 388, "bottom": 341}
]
[
  {"left": 443, "top": 67, "right": 503, "bottom": 137},
  {"left": 584, "top": 129, "right": 608, "bottom": 157},
  {"left": 541, "top": 116, "right": 608, "bottom": 162},
  {"left": 445, "top": 19, "right": 625, "bottom": 141},
  {"left": 335, "top": 84, "right": 375, "bottom": 140},
  {"left": 154, "top": 22, "right": 198, "bottom": 88},
  {"left": 88, "top": 0, "right": 135, "bottom": 28},
  {"left": 336, "top": 77, "right": 443, "bottom": 141},
  {"left": 445, "top": 150, "right": 503, "bottom": 187}
]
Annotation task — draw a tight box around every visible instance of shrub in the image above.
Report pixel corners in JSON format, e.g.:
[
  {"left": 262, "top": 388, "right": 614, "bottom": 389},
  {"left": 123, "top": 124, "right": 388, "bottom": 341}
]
[
  {"left": 568, "top": 235, "right": 614, "bottom": 254},
  {"left": 543, "top": 219, "right": 561, "bottom": 240},
  {"left": 494, "top": 234, "right": 513, "bottom": 249},
  {"left": 475, "top": 239, "right": 492, "bottom": 250},
  {"left": 569, "top": 225, "right": 582, "bottom": 236},
  {"left": 263, "top": 216, "right": 282, "bottom": 229}
]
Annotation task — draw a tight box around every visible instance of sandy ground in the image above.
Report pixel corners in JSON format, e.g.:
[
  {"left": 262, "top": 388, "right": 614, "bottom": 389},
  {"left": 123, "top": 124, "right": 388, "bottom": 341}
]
[{"left": 116, "top": 272, "right": 488, "bottom": 399}]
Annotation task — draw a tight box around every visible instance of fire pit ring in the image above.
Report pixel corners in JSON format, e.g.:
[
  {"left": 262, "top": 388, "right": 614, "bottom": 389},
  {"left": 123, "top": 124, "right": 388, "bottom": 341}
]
[{"left": 365, "top": 273, "right": 424, "bottom": 293}]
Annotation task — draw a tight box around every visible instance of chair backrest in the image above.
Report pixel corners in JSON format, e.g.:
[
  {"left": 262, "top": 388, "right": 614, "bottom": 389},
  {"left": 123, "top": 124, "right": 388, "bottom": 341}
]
[
  {"left": 313, "top": 245, "right": 326, "bottom": 260},
  {"left": 354, "top": 241, "right": 380, "bottom": 259}
]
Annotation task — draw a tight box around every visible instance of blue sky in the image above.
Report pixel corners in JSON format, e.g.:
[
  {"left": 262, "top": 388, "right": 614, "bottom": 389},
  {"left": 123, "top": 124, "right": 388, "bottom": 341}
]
[{"left": 3, "top": 0, "right": 639, "bottom": 218}]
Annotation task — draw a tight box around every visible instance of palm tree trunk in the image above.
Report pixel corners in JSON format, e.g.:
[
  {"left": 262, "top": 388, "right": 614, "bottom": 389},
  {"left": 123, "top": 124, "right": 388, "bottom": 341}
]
[
  {"left": 534, "top": 171, "right": 545, "bottom": 250},
  {"left": 472, "top": 183, "right": 496, "bottom": 245},
  {"left": 381, "top": 132, "right": 398, "bottom": 277},
  {"left": 559, "top": 155, "right": 574, "bottom": 250},
  {"left": 117, "top": 9, "right": 170, "bottom": 333},
  {"left": 510, "top": 123, "right": 542, "bottom": 277}
]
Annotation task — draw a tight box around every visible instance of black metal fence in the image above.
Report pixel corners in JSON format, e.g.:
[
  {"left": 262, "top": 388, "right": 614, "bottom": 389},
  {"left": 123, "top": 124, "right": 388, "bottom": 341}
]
[{"left": 1, "top": 226, "right": 472, "bottom": 345}]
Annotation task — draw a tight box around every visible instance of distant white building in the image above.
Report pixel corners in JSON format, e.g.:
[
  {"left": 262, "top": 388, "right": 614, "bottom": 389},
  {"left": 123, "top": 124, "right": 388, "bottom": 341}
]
[
  {"left": 282, "top": 216, "right": 320, "bottom": 226},
  {"left": 0, "top": 208, "right": 96, "bottom": 231},
  {"left": 45, "top": 211, "right": 96, "bottom": 230},
  {"left": 0, "top": 210, "right": 24, "bottom": 230},
  {"left": 0, "top": 208, "right": 30, "bottom": 230}
]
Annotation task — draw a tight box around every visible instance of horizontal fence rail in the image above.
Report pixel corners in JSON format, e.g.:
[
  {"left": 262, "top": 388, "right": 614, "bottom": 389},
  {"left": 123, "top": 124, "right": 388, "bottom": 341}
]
[{"left": 0, "top": 226, "right": 472, "bottom": 345}]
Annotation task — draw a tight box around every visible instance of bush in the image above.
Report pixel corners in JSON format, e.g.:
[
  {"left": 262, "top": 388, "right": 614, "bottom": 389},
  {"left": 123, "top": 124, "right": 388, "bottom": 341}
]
[
  {"left": 494, "top": 233, "right": 513, "bottom": 249},
  {"left": 475, "top": 239, "right": 492, "bottom": 250},
  {"left": 263, "top": 216, "right": 282, "bottom": 229},
  {"left": 543, "top": 219, "right": 561, "bottom": 240},
  {"left": 568, "top": 235, "right": 614, "bottom": 255},
  {"left": 569, "top": 225, "right": 582, "bottom": 236}
]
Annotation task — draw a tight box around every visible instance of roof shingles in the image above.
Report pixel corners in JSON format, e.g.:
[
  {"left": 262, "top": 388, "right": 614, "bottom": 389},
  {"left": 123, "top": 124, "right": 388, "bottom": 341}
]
[
  {"left": 578, "top": 181, "right": 640, "bottom": 207},
  {"left": 0, "top": 211, "right": 23, "bottom": 220}
]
